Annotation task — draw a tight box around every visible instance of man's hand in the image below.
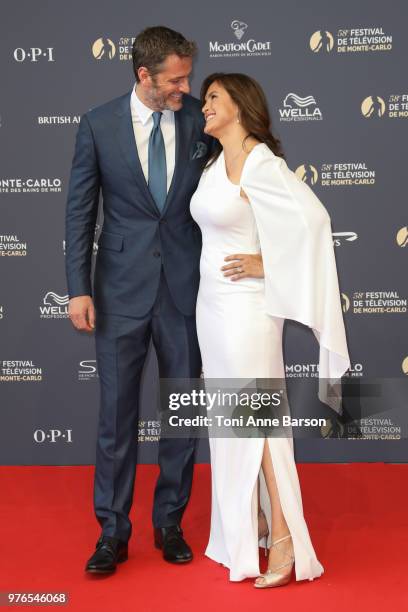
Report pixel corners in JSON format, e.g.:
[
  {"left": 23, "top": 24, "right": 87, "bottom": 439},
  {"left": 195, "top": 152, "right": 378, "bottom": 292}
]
[
  {"left": 221, "top": 253, "right": 264, "bottom": 281},
  {"left": 68, "top": 295, "right": 95, "bottom": 332}
]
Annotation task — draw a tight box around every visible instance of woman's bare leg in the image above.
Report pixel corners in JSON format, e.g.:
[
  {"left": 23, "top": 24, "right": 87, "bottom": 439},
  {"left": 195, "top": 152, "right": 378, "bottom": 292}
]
[
  {"left": 257, "top": 478, "right": 268, "bottom": 538},
  {"left": 255, "top": 439, "right": 294, "bottom": 583}
]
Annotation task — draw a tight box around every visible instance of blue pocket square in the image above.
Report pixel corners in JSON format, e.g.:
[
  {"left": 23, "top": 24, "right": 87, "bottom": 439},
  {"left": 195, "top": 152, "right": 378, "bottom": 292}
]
[{"left": 191, "top": 141, "right": 208, "bottom": 160}]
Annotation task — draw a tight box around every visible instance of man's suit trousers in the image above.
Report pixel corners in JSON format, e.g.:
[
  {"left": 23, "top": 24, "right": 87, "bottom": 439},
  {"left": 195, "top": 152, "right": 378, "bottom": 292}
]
[{"left": 94, "top": 269, "right": 201, "bottom": 542}]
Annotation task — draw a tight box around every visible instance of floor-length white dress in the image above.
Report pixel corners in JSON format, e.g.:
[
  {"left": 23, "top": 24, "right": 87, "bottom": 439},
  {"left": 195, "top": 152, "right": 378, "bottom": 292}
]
[{"left": 190, "top": 144, "right": 325, "bottom": 582}]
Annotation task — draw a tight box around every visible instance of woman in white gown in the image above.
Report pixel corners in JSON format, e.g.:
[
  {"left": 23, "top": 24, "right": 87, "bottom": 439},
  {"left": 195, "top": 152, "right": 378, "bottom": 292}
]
[{"left": 189, "top": 73, "right": 350, "bottom": 587}]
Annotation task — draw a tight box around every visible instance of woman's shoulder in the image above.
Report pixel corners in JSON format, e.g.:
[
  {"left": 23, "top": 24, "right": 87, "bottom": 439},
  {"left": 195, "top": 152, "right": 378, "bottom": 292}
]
[
  {"left": 242, "top": 142, "right": 284, "bottom": 180},
  {"left": 247, "top": 142, "right": 285, "bottom": 167}
]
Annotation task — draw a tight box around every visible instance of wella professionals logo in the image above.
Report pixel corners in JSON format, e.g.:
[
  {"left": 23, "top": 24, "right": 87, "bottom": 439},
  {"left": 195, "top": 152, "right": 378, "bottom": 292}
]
[
  {"left": 295, "top": 161, "right": 376, "bottom": 186},
  {"left": 209, "top": 20, "right": 271, "bottom": 58},
  {"left": 39, "top": 292, "right": 69, "bottom": 319},
  {"left": 0, "top": 306, "right": 4, "bottom": 320},
  {"left": 310, "top": 31, "right": 334, "bottom": 52},
  {"left": 402, "top": 357, "right": 408, "bottom": 375},
  {"left": 396, "top": 227, "right": 408, "bottom": 247},
  {"left": 279, "top": 93, "right": 322, "bottom": 122},
  {"left": 92, "top": 38, "right": 116, "bottom": 59}
]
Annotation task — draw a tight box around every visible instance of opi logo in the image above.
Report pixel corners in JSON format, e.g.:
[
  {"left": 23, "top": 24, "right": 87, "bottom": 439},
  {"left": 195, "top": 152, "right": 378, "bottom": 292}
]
[
  {"left": 13, "top": 48, "right": 55, "bottom": 62},
  {"left": 34, "top": 429, "right": 73, "bottom": 443}
]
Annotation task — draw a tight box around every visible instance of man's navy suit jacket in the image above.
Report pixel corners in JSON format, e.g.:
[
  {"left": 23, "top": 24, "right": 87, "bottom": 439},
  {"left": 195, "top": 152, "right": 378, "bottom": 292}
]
[{"left": 65, "top": 90, "right": 213, "bottom": 317}]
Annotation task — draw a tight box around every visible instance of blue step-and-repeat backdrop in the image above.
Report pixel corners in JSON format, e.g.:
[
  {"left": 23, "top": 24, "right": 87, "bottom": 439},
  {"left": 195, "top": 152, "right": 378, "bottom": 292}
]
[{"left": 1, "top": 0, "right": 407, "bottom": 464}]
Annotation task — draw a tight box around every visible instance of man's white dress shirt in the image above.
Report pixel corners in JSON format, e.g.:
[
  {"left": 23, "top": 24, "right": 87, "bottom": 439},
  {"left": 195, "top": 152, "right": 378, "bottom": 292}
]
[{"left": 130, "top": 85, "right": 176, "bottom": 193}]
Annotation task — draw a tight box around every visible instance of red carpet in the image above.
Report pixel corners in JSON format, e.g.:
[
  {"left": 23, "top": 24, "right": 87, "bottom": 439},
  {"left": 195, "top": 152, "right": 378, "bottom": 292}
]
[{"left": 0, "top": 464, "right": 406, "bottom": 611}]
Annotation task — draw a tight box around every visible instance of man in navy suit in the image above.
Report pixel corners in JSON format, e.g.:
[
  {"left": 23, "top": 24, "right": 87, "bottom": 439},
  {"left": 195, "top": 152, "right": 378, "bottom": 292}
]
[{"left": 65, "top": 26, "right": 213, "bottom": 574}]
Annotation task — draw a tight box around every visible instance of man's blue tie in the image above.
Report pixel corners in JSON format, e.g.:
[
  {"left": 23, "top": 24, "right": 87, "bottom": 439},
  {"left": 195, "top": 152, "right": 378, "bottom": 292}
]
[{"left": 148, "top": 111, "right": 167, "bottom": 211}]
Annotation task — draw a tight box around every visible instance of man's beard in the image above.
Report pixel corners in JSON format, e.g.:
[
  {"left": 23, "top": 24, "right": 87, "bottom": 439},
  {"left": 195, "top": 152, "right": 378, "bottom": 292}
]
[{"left": 146, "top": 82, "right": 183, "bottom": 111}]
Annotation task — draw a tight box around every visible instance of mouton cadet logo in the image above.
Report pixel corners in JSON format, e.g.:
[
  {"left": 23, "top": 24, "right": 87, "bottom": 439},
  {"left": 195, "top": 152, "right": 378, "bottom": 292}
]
[{"left": 209, "top": 20, "right": 271, "bottom": 58}]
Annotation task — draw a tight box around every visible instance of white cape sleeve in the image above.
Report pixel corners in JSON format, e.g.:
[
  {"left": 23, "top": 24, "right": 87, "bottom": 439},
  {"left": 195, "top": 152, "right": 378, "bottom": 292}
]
[{"left": 240, "top": 144, "right": 351, "bottom": 413}]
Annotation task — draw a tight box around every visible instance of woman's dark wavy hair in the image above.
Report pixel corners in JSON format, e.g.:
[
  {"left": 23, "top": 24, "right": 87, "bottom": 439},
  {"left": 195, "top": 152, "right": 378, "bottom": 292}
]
[{"left": 200, "top": 73, "right": 285, "bottom": 168}]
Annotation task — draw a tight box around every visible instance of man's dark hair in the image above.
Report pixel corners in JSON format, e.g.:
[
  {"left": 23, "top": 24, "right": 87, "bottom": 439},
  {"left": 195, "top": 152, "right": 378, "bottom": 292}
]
[{"left": 132, "top": 26, "right": 197, "bottom": 82}]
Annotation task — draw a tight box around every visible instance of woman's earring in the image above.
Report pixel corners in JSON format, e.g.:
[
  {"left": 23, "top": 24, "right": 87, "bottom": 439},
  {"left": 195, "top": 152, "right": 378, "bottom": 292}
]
[{"left": 236, "top": 115, "right": 240, "bottom": 123}]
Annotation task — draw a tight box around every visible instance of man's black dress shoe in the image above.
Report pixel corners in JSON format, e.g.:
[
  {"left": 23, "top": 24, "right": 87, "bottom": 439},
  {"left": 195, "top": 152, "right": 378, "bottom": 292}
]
[
  {"left": 154, "top": 526, "right": 193, "bottom": 563},
  {"left": 85, "top": 535, "right": 128, "bottom": 574}
]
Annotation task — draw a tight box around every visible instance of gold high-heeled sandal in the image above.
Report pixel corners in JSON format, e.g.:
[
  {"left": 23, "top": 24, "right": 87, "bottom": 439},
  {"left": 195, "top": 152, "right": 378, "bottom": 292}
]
[
  {"left": 258, "top": 509, "right": 269, "bottom": 557},
  {"left": 254, "top": 534, "right": 295, "bottom": 589}
]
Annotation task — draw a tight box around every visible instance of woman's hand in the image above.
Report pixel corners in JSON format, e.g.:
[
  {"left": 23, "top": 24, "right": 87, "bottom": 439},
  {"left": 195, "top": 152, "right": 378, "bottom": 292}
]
[{"left": 221, "top": 253, "right": 264, "bottom": 281}]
